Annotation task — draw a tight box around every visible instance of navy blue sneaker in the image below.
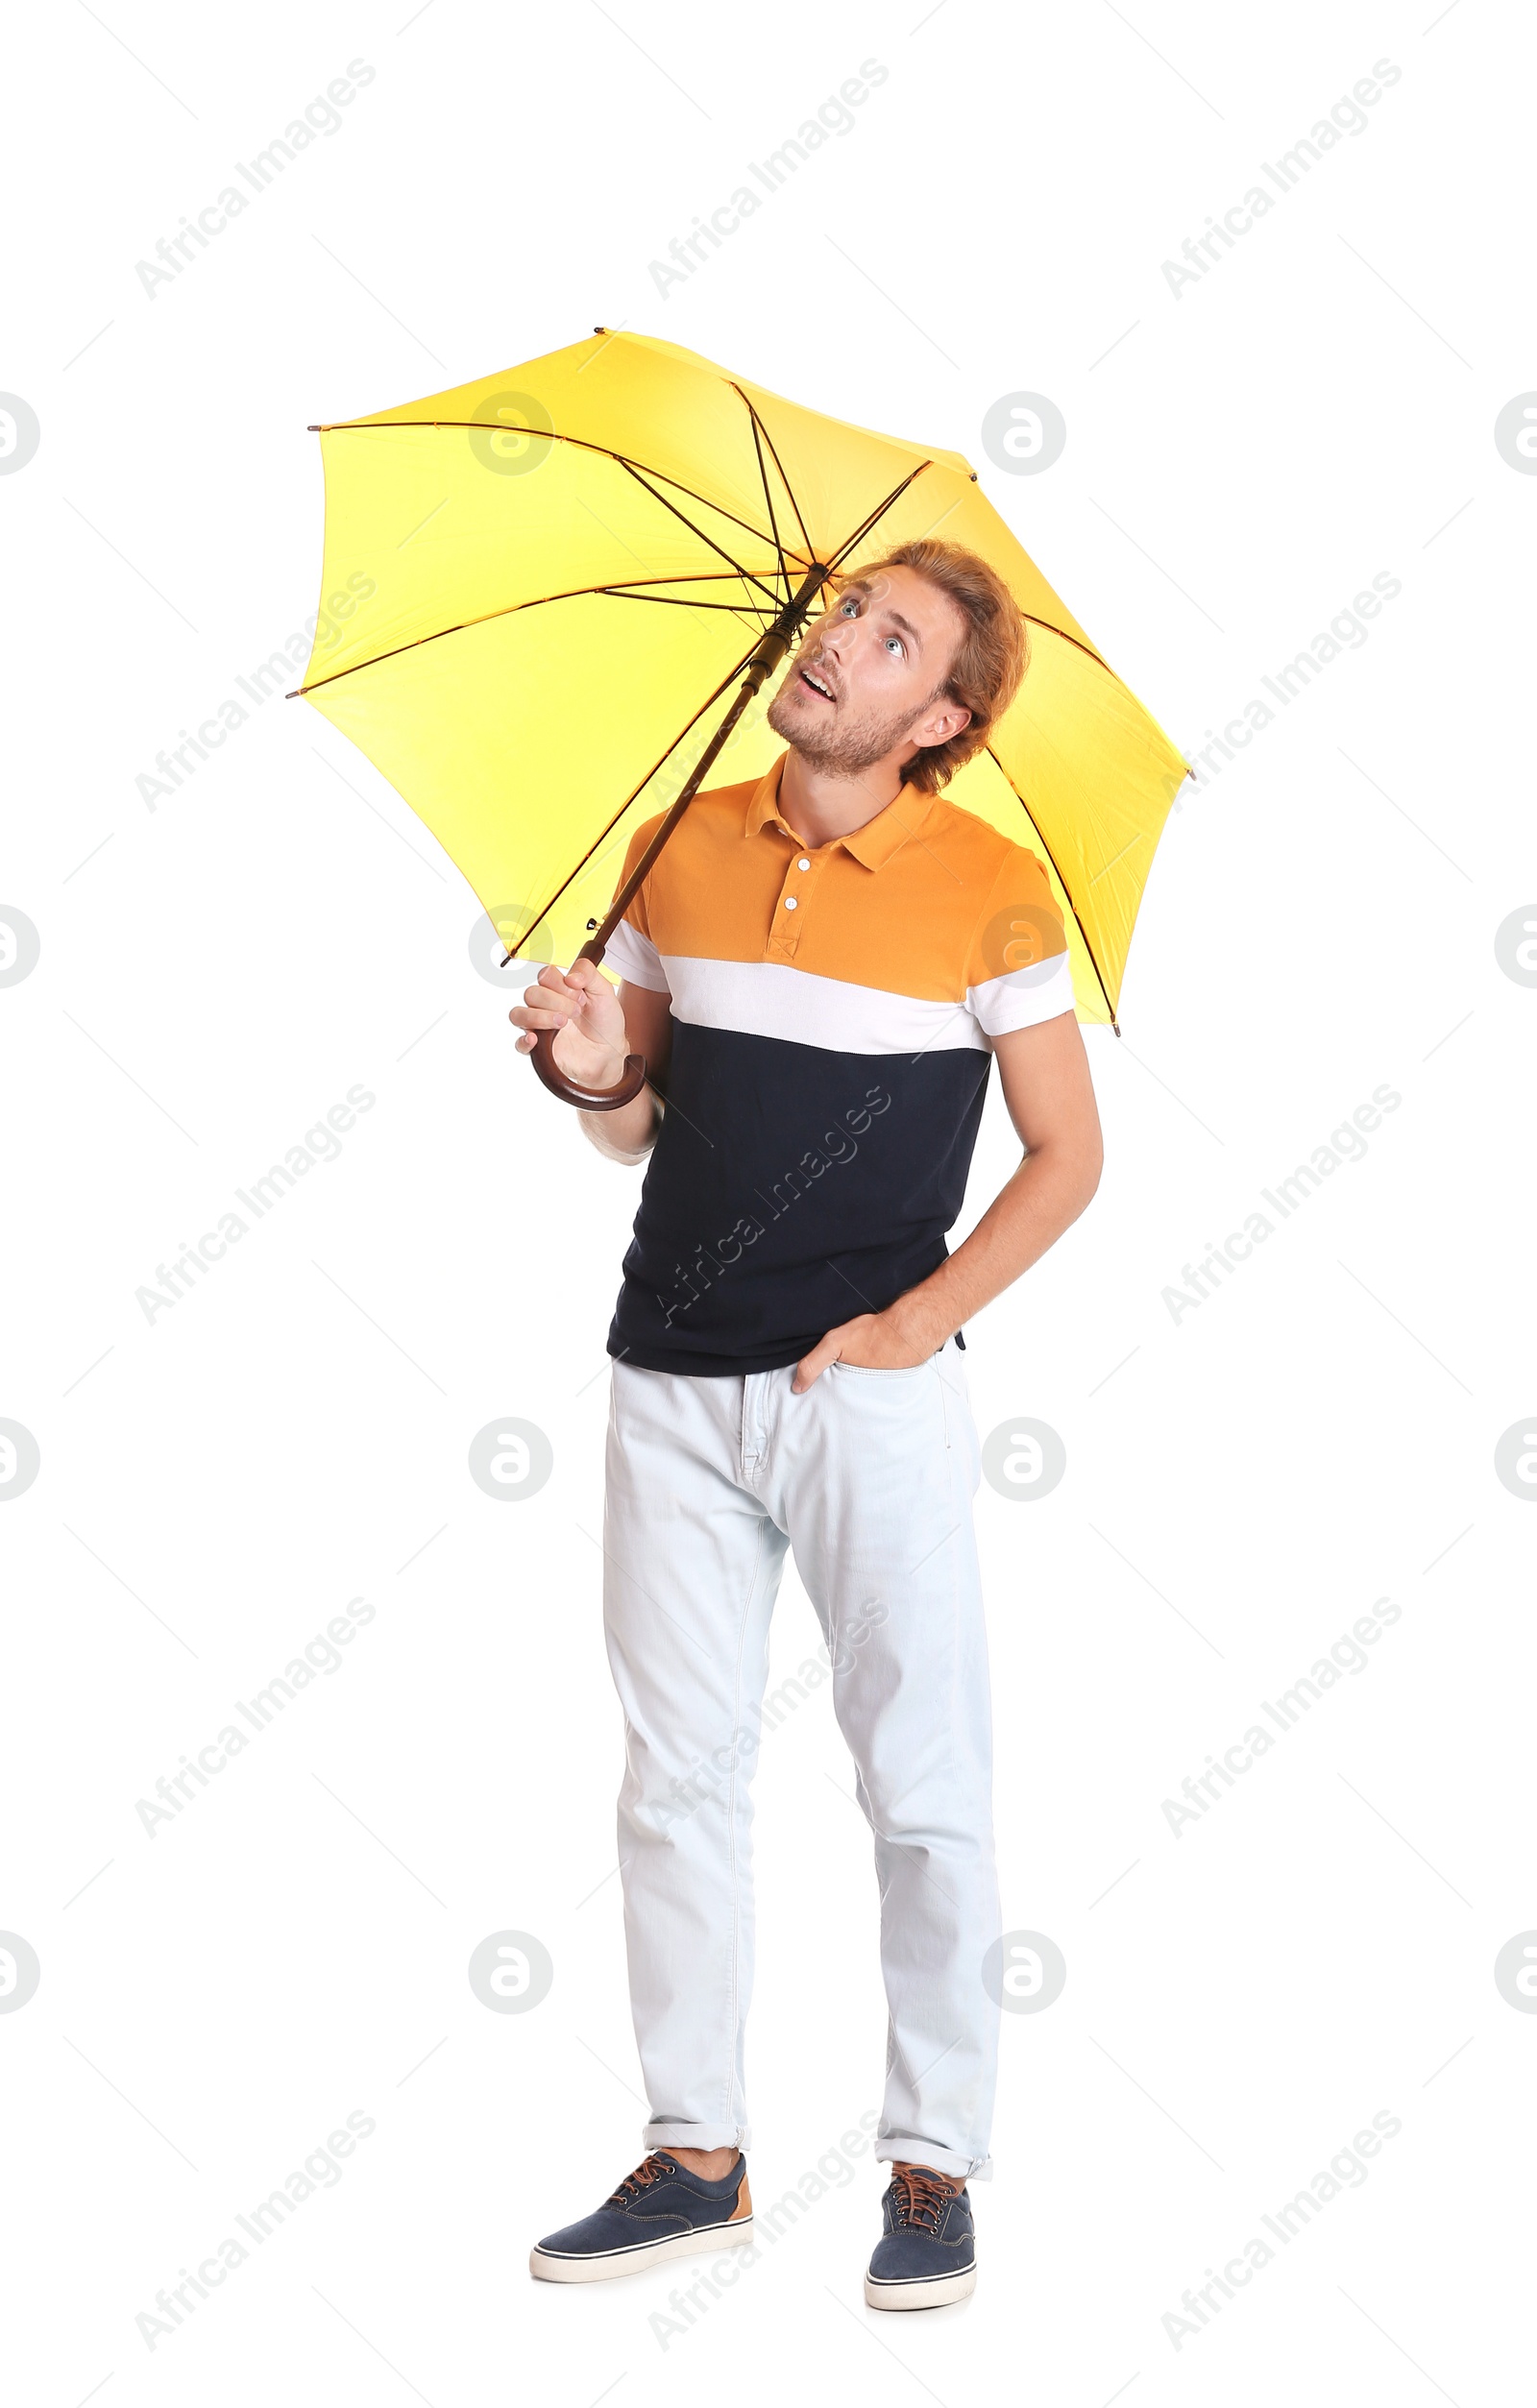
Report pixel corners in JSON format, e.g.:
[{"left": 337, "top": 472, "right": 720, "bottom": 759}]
[
  {"left": 529, "top": 2150, "right": 753, "bottom": 2283},
  {"left": 865, "top": 2165, "right": 976, "bottom": 2309}
]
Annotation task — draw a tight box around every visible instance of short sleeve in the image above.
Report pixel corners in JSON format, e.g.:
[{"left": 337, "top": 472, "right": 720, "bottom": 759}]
[
  {"left": 964, "top": 845, "right": 1075, "bottom": 1036},
  {"left": 599, "top": 812, "right": 670, "bottom": 991}
]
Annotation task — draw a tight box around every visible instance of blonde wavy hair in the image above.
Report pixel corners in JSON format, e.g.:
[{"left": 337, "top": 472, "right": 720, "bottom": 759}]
[{"left": 843, "top": 537, "right": 1031, "bottom": 791}]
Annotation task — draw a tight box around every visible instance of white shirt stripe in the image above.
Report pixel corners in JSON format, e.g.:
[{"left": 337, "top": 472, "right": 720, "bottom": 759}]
[{"left": 602, "top": 931, "right": 1076, "bottom": 1055}]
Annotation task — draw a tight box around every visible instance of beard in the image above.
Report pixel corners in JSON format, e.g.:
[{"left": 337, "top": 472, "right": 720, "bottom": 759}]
[{"left": 765, "top": 675, "right": 928, "bottom": 776}]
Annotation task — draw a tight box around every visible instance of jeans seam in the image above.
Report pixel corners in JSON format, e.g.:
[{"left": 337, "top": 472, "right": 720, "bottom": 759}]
[
  {"left": 939, "top": 1358, "right": 985, "bottom": 2165},
  {"left": 723, "top": 1511, "right": 765, "bottom": 2131}
]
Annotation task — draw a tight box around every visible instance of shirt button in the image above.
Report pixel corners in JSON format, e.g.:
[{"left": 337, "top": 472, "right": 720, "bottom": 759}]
[
  {"left": 784, "top": 895, "right": 798, "bottom": 910},
  {"left": 797, "top": 858, "right": 811, "bottom": 871}
]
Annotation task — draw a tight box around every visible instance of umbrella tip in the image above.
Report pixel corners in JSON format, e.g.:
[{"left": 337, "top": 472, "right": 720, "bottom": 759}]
[{"left": 593, "top": 325, "right": 606, "bottom": 334}]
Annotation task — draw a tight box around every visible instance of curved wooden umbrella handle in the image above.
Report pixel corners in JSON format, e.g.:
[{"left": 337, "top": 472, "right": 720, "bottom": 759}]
[{"left": 527, "top": 1024, "right": 648, "bottom": 1111}]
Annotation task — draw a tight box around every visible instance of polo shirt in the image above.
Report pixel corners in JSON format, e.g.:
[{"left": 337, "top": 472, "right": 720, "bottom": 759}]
[{"left": 601, "top": 750, "right": 1074, "bottom": 1376}]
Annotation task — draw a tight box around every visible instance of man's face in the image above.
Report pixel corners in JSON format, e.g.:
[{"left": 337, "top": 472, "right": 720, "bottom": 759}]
[{"left": 765, "top": 566, "right": 970, "bottom": 777}]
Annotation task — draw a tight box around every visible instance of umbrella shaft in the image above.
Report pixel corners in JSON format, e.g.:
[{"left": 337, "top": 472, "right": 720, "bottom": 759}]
[{"left": 580, "top": 563, "right": 829, "bottom": 967}]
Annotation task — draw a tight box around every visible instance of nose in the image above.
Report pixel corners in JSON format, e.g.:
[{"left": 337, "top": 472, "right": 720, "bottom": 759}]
[{"left": 816, "top": 611, "right": 850, "bottom": 662}]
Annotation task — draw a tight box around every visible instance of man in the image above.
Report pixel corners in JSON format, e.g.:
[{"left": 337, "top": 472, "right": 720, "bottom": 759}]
[{"left": 510, "top": 539, "right": 1103, "bottom": 2309}]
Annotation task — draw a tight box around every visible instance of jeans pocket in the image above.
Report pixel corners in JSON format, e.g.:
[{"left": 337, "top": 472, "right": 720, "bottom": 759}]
[{"left": 833, "top": 1359, "right": 932, "bottom": 1377}]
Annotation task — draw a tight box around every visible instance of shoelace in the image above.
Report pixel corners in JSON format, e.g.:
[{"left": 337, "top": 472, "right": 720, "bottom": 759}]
[
  {"left": 606, "top": 2152, "right": 676, "bottom": 2208},
  {"left": 890, "top": 2165, "right": 962, "bottom": 2232}
]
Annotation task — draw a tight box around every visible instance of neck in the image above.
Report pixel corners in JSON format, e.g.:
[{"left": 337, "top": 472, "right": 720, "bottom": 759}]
[{"left": 777, "top": 745, "right": 911, "bottom": 848}]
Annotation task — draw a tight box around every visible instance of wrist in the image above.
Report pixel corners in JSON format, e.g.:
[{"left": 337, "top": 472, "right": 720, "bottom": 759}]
[
  {"left": 583, "top": 1043, "right": 630, "bottom": 1094},
  {"left": 884, "top": 1287, "right": 948, "bottom": 1355}
]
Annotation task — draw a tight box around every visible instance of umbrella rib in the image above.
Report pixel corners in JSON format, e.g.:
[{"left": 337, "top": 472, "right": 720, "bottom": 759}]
[
  {"left": 749, "top": 416, "right": 790, "bottom": 606},
  {"left": 601, "top": 592, "right": 770, "bottom": 611},
  {"left": 599, "top": 572, "right": 772, "bottom": 636},
  {"left": 730, "top": 386, "right": 793, "bottom": 608},
  {"left": 613, "top": 458, "right": 785, "bottom": 606},
  {"left": 599, "top": 590, "right": 774, "bottom": 634},
  {"left": 823, "top": 463, "right": 934, "bottom": 572},
  {"left": 734, "top": 390, "right": 816, "bottom": 564},
  {"left": 293, "top": 575, "right": 777, "bottom": 696},
  {"left": 599, "top": 573, "right": 774, "bottom": 591},
  {"left": 814, "top": 467, "right": 1117, "bottom": 665},
  {"left": 983, "top": 743, "right": 1117, "bottom": 1025},
  {"left": 313, "top": 418, "right": 786, "bottom": 560},
  {"left": 503, "top": 630, "right": 771, "bottom": 953},
  {"left": 1017, "top": 616, "right": 1108, "bottom": 668}
]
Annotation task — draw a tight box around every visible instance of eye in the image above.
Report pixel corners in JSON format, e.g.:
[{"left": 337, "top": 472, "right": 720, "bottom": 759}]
[
  {"left": 839, "top": 597, "right": 859, "bottom": 618},
  {"left": 884, "top": 634, "right": 904, "bottom": 658}
]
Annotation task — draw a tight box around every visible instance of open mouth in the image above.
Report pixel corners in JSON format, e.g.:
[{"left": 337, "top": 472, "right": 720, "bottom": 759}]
[{"left": 798, "top": 666, "right": 836, "bottom": 703}]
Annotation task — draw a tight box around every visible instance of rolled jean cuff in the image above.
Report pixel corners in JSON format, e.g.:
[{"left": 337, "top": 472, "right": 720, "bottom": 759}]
[
  {"left": 645, "top": 2120, "right": 750, "bottom": 2154},
  {"left": 874, "top": 2137, "right": 993, "bottom": 2183}
]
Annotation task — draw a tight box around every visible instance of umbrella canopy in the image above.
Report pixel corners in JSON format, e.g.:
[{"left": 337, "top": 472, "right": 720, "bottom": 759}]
[{"left": 295, "top": 328, "right": 1188, "bottom": 1026}]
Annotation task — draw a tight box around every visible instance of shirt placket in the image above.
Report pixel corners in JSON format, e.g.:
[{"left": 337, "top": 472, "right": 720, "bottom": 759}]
[{"left": 764, "top": 830, "right": 823, "bottom": 961}]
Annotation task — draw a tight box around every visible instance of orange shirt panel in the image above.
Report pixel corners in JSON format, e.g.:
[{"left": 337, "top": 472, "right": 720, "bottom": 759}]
[{"left": 611, "top": 762, "right": 1063, "bottom": 1005}]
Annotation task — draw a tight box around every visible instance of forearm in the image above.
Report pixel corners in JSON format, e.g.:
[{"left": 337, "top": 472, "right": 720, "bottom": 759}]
[
  {"left": 579, "top": 1083, "right": 662, "bottom": 1163},
  {"left": 889, "top": 1141, "right": 1101, "bottom": 1348}
]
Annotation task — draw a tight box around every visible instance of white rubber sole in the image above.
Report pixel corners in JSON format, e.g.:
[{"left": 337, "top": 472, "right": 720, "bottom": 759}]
[
  {"left": 530, "top": 2216, "right": 754, "bottom": 2284},
  {"left": 865, "top": 2262, "right": 977, "bottom": 2311}
]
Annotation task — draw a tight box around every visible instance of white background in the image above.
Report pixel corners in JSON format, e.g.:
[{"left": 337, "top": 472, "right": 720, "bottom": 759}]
[{"left": 3, "top": 2, "right": 1534, "bottom": 2401}]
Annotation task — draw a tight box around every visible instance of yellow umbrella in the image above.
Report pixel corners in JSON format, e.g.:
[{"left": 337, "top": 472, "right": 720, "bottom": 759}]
[{"left": 294, "top": 328, "right": 1189, "bottom": 1105}]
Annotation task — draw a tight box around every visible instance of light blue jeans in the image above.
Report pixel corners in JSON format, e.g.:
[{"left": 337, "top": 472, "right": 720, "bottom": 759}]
[{"left": 602, "top": 1335, "right": 1001, "bottom": 2180}]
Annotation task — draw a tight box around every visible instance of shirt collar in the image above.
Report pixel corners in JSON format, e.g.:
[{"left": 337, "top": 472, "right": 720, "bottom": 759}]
[{"left": 746, "top": 751, "right": 935, "bottom": 871}]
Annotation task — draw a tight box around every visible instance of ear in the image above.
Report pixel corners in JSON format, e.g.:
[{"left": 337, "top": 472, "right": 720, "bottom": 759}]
[{"left": 911, "top": 693, "right": 972, "bottom": 749}]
